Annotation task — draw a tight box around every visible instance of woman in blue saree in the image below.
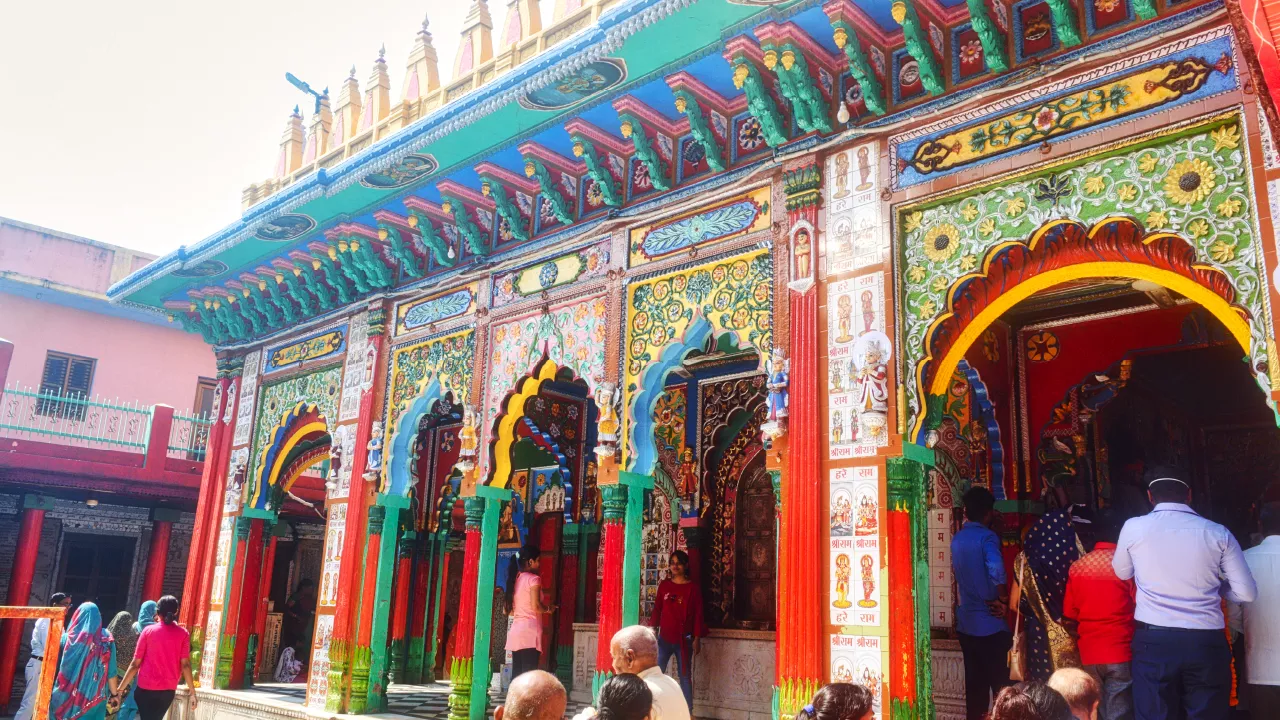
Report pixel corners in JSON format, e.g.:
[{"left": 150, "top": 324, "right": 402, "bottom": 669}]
[{"left": 50, "top": 602, "right": 119, "bottom": 720}]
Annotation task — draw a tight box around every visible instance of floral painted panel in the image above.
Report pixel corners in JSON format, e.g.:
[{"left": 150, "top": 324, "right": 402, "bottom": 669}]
[
  {"left": 385, "top": 328, "right": 476, "bottom": 432},
  {"left": 899, "top": 113, "right": 1270, "bottom": 433},
  {"left": 393, "top": 284, "right": 477, "bottom": 335},
  {"left": 482, "top": 294, "right": 610, "bottom": 470},
  {"left": 491, "top": 242, "right": 610, "bottom": 308},
  {"left": 628, "top": 186, "right": 771, "bottom": 267},
  {"left": 247, "top": 364, "right": 344, "bottom": 486}
]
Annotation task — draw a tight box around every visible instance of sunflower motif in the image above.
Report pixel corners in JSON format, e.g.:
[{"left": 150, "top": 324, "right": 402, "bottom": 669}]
[
  {"left": 923, "top": 223, "right": 961, "bottom": 263},
  {"left": 1163, "top": 159, "right": 1217, "bottom": 204},
  {"left": 1025, "top": 331, "right": 1059, "bottom": 362}
]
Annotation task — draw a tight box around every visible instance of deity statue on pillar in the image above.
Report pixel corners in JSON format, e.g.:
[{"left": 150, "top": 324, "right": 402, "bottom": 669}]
[
  {"left": 792, "top": 227, "right": 813, "bottom": 282},
  {"left": 852, "top": 333, "right": 891, "bottom": 443},
  {"left": 456, "top": 405, "right": 479, "bottom": 472},
  {"left": 363, "top": 421, "right": 384, "bottom": 481},
  {"left": 762, "top": 350, "right": 789, "bottom": 443},
  {"left": 594, "top": 381, "right": 620, "bottom": 458}
]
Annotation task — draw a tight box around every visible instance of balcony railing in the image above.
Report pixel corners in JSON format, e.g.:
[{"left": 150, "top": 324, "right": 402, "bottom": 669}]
[{"left": 0, "top": 383, "right": 212, "bottom": 459}]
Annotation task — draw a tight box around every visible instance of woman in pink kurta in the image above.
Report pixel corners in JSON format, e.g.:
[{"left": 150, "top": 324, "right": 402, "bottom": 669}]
[{"left": 505, "top": 546, "right": 556, "bottom": 679}]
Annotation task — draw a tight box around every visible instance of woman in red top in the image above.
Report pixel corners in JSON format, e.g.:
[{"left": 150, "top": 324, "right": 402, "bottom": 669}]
[{"left": 648, "top": 550, "right": 706, "bottom": 710}]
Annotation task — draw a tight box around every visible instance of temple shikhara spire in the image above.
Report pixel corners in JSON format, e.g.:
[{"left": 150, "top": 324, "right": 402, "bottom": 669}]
[{"left": 86, "top": 0, "right": 1280, "bottom": 719}]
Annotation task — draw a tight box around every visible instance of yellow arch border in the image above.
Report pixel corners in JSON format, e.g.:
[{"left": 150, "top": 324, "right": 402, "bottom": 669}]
[
  {"left": 489, "top": 359, "right": 561, "bottom": 490},
  {"left": 268, "top": 420, "right": 329, "bottom": 491},
  {"left": 916, "top": 261, "right": 1252, "bottom": 438},
  {"left": 279, "top": 449, "right": 330, "bottom": 494}
]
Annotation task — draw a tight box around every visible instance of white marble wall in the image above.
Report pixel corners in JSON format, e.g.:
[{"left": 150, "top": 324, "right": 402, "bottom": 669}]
[
  {"left": 570, "top": 624, "right": 776, "bottom": 719},
  {"left": 932, "top": 638, "right": 967, "bottom": 720}
]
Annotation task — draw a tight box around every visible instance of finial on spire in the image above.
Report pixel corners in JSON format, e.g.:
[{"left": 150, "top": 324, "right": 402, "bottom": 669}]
[
  {"left": 422, "top": 13, "right": 431, "bottom": 34},
  {"left": 349, "top": 65, "right": 357, "bottom": 79},
  {"left": 292, "top": 104, "right": 301, "bottom": 115},
  {"left": 378, "top": 43, "right": 386, "bottom": 61}
]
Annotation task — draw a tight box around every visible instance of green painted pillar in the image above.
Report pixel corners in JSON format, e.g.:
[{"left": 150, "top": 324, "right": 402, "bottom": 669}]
[
  {"left": 469, "top": 484, "right": 511, "bottom": 720},
  {"left": 617, "top": 472, "right": 653, "bottom": 627},
  {"left": 425, "top": 531, "right": 453, "bottom": 683},
  {"left": 365, "top": 495, "right": 408, "bottom": 712}
]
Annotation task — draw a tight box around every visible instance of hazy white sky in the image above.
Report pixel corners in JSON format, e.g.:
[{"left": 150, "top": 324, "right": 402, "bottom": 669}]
[{"left": 0, "top": 0, "right": 545, "bottom": 257}]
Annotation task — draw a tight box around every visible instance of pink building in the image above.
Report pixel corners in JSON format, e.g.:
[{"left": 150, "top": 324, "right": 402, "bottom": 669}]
[{"left": 0, "top": 216, "right": 217, "bottom": 713}]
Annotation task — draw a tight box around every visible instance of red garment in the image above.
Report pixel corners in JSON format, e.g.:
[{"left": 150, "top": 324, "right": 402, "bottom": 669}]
[
  {"left": 134, "top": 622, "right": 191, "bottom": 691},
  {"left": 1063, "top": 542, "right": 1136, "bottom": 665},
  {"left": 648, "top": 579, "right": 707, "bottom": 646}
]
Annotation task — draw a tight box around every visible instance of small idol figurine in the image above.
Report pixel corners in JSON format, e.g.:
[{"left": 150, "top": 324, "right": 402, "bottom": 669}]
[
  {"left": 766, "top": 349, "right": 789, "bottom": 421},
  {"left": 363, "top": 421, "right": 384, "bottom": 480},
  {"left": 456, "top": 405, "right": 479, "bottom": 471}
]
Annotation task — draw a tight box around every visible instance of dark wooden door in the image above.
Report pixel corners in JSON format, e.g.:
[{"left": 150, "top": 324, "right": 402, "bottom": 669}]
[
  {"left": 58, "top": 534, "right": 137, "bottom": 621},
  {"left": 734, "top": 458, "right": 776, "bottom": 628}
]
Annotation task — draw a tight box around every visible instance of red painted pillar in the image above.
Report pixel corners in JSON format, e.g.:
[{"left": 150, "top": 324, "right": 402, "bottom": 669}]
[
  {"left": 325, "top": 318, "right": 386, "bottom": 712},
  {"left": 252, "top": 531, "right": 279, "bottom": 681},
  {"left": 389, "top": 532, "right": 413, "bottom": 682},
  {"left": 887, "top": 507, "right": 916, "bottom": 704},
  {"left": 145, "top": 404, "right": 175, "bottom": 478},
  {"left": 593, "top": 483, "right": 627, "bottom": 687},
  {"left": 181, "top": 371, "right": 233, "bottom": 628},
  {"left": 554, "top": 523, "right": 579, "bottom": 686},
  {"left": 228, "top": 518, "right": 264, "bottom": 688},
  {"left": 142, "top": 510, "right": 177, "bottom": 602},
  {"left": 776, "top": 162, "right": 824, "bottom": 715},
  {"left": 0, "top": 496, "right": 49, "bottom": 713},
  {"left": 435, "top": 545, "right": 455, "bottom": 674},
  {"left": 445, "top": 497, "right": 484, "bottom": 719}
]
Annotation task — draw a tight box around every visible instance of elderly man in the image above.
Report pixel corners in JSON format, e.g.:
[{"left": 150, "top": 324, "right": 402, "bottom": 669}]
[
  {"left": 610, "top": 625, "right": 691, "bottom": 720},
  {"left": 494, "top": 669, "right": 567, "bottom": 720},
  {"left": 1113, "top": 468, "right": 1257, "bottom": 720}
]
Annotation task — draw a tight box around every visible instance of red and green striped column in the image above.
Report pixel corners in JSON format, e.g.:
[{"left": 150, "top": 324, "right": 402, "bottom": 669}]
[
  {"left": 448, "top": 495, "right": 485, "bottom": 720},
  {"left": 468, "top": 484, "right": 511, "bottom": 719},
  {"left": 593, "top": 470, "right": 651, "bottom": 697}
]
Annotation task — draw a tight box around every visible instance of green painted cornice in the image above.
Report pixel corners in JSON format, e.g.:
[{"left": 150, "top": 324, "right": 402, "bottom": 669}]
[
  {"left": 315, "top": 254, "right": 355, "bottom": 304},
  {"left": 1045, "top": 0, "right": 1082, "bottom": 47},
  {"left": 279, "top": 269, "right": 316, "bottom": 316},
  {"left": 731, "top": 57, "right": 789, "bottom": 146},
  {"left": 406, "top": 210, "right": 457, "bottom": 267},
  {"left": 571, "top": 136, "right": 622, "bottom": 207},
  {"left": 298, "top": 263, "right": 336, "bottom": 310},
  {"left": 830, "top": 22, "right": 886, "bottom": 116},
  {"left": 333, "top": 239, "right": 371, "bottom": 294},
  {"left": 237, "top": 288, "right": 273, "bottom": 331},
  {"left": 524, "top": 157, "right": 575, "bottom": 225},
  {"left": 892, "top": 1, "right": 945, "bottom": 96},
  {"left": 766, "top": 43, "right": 832, "bottom": 134},
  {"left": 214, "top": 302, "right": 248, "bottom": 340},
  {"left": 619, "top": 113, "right": 671, "bottom": 192},
  {"left": 441, "top": 197, "right": 489, "bottom": 257},
  {"left": 480, "top": 181, "right": 530, "bottom": 242},
  {"left": 1132, "top": 0, "right": 1156, "bottom": 19},
  {"left": 266, "top": 275, "right": 300, "bottom": 323},
  {"left": 673, "top": 90, "right": 726, "bottom": 172},
  {"left": 965, "top": 0, "right": 1009, "bottom": 73},
  {"left": 379, "top": 224, "right": 424, "bottom": 278},
  {"left": 245, "top": 281, "right": 284, "bottom": 328},
  {"left": 184, "top": 314, "right": 215, "bottom": 344},
  {"left": 229, "top": 296, "right": 265, "bottom": 335},
  {"left": 354, "top": 237, "right": 394, "bottom": 288}
]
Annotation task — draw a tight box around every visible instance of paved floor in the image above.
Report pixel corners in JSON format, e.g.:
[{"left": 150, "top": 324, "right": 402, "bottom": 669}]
[{"left": 246, "top": 680, "right": 593, "bottom": 719}]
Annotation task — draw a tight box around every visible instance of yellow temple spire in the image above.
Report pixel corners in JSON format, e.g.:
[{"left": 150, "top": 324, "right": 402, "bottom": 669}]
[
  {"left": 331, "top": 65, "right": 362, "bottom": 146},
  {"left": 402, "top": 13, "right": 441, "bottom": 102},
  {"left": 499, "top": 0, "right": 541, "bottom": 49},
  {"left": 360, "top": 45, "right": 392, "bottom": 133},
  {"left": 275, "top": 106, "right": 304, "bottom": 179},
  {"left": 454, "top": 0, "right": 494, "bottom": 77},
  {"left": 303, "top": 92, "right": 332, "bottom": 164}
]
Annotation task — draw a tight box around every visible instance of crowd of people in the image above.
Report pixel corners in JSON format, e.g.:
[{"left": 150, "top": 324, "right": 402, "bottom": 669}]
[
  {"left": 13, "top": 594, "right": 196, "bottom": 720},
  {"left": 953, "top": 467, "right": 1278, "bottom": 720},
  {"left": 493, "top": 624, "right": 875, "bottom": 720}
]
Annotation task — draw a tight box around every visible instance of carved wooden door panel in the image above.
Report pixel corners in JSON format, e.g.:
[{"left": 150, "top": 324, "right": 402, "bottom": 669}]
[{"left": 734, "top": 459, "right": 776, "bottom": 628}]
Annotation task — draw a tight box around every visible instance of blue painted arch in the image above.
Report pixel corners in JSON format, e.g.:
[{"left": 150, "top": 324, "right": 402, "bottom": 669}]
[
  {"left": 386, "top": 377, "right": 444, "bottom": 499},
  {"left": 627, "top": 314, "right": 715, "bottom": 477}
]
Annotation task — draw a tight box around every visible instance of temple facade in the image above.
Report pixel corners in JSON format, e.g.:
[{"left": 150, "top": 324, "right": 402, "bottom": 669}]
[{"left": 108, "top": 0, "right": 1280, "bottom": 718}]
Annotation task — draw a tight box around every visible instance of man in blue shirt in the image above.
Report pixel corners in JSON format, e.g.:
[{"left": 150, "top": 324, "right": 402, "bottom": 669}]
[
  {"left": 952, "top": 486, "right": 1011, "bottom": 720},
  {"left": 1113, "top": 468, "right": 1257, "bottom": 720}
]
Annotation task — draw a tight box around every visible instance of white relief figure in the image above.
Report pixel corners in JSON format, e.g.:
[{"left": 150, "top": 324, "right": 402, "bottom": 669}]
[
  {"left": 852, "top": 332, "right": 892, "bottom": 444},
  {"left": 594, "top": 381, "right": 620, "bottom": 458},
  {"left": 363, "top": 421, "right": 384, "bottom": 481},
  {"left": 456, "top": 405, "right": 479, "bottom": 471}
]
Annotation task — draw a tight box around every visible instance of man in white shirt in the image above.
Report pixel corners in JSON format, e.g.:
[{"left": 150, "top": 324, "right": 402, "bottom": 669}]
[
  {"left": 1112, "top": 470, "right": 1257, "bottom": 720},
  {"left": 610, "top": 625, "right": 691, "bottom": 720},
  {"left": 1239, "top": 503, "right": 1280, "bottom": 710},
  {"left": 14, "top": 592, "right": 70, "bottom": 720}
]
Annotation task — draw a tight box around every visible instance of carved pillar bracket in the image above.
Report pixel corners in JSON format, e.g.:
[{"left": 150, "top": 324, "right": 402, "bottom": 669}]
[
  {"left": 1132, "top": 0, "right": 1156, "bottom": 19},
  {"left": 1044, "top": 0, "right": 1083, "bottom": 47},
  {"left": 618, "top": 113, "right": 671, "bottom": 192},
  {"left": 480, "top": 180, "right": 530, "bottom": 243},
  {"left": 830, "top": 22, "right": 887, "bottom": 116},
  {"left": 593, "top": 467, "right": 630, "bottom": 697},
  {"left": 524, "top": 157, "right": 576, "bottom": 225},
  {"left": 764, "top": 42, "right": 832, "bottom": 134},
  {"left": 571, "top": 136, "right": 623, "bottom": 207},
  {"left": 405, "top": 209, "right": 457, "bottom": 267},
  {"left": 891, "top": 1, "right": 945, "bottom": 95},
  {"left": 674, "top": 90, "right": 726, "bottom": 172},
  {"left": 441, "top": 197, "right": 489, "bottom": 257},
  {"left": 965, "top": 0, "right": 1010, "bottom": 73},
  {"left": 378, "top": 224, "right": 424, "bottom": 278},
  {"left": 730, "top": 56, "right": 789, "bottom": 147}
]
